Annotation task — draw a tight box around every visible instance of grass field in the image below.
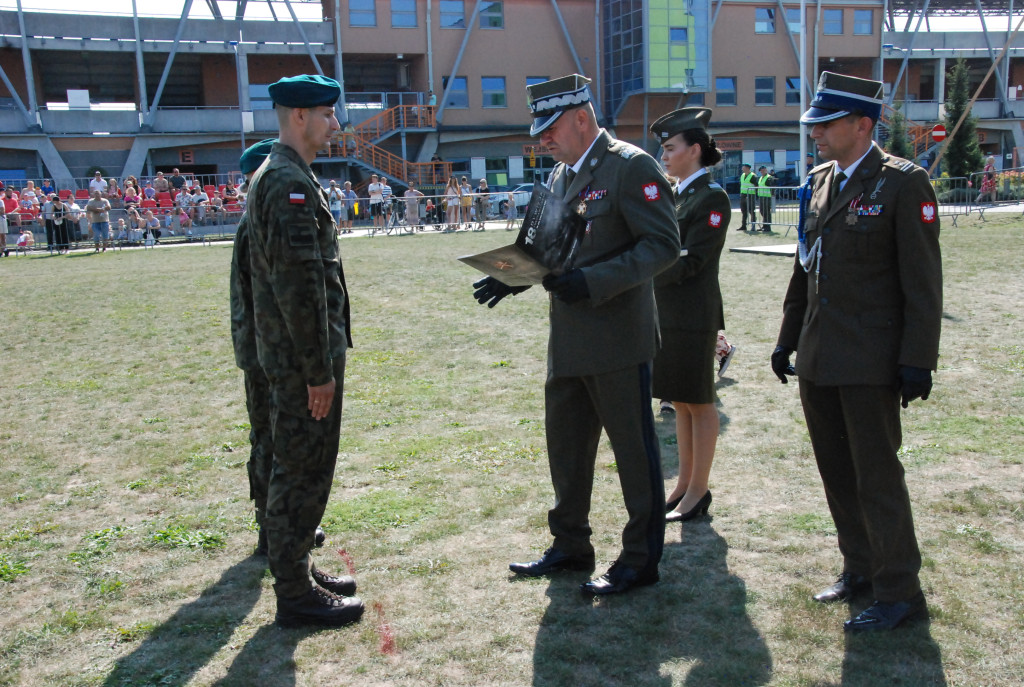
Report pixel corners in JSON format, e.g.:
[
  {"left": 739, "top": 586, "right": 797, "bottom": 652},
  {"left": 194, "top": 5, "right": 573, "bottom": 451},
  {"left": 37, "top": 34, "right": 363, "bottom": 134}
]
[{"left": 0, "top": 214, "right": 1021, "bottom": 687}]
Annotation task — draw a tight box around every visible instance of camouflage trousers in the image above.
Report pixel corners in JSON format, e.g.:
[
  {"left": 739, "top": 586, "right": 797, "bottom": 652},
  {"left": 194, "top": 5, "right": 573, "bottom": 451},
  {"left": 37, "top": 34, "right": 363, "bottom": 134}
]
[
  {"left": 243, "top": 368, "right": 274, "bottom": 530},
  {"left": 265, "top": 356, "right": 345, "bottom": 599}
]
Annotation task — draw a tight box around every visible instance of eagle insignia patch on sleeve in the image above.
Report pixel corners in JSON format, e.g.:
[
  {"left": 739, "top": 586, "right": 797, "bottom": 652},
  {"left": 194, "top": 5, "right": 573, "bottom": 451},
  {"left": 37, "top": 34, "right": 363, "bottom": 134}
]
[
  {"left": 643, "top": 183, "right": 661, "bottom": 201},
  {"left": 921, "top": 202, "right": 936, "bottom": 223},
  {"left": 709, "top": 211, "right": 723, "bottom": 227}
]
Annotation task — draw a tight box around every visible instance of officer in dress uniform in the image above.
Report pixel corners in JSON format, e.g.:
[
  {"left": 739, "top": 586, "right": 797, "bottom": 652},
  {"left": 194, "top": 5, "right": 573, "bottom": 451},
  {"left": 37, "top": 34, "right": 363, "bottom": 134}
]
[
  {"left": 772, "top": 71, "right": 942, "bottom": 632},
  {"left": 473, "top": 74, "right": 680, "bottom": 595},
  {"left": 245, "top": 75, "right": 363, "bottom": 627}
]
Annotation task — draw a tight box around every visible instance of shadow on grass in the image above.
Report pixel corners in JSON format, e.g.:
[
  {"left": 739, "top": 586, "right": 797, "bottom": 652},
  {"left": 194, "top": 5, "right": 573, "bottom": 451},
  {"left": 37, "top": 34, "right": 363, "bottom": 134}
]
[
  {"left": 531, "top": 525, "right": 771, "bottom": 687},
  {"left": 837, "top": 606, "right": 946, "bottom": 686},
  {"left": 102, "top": 555, "right": 276, "bottom": 687}
]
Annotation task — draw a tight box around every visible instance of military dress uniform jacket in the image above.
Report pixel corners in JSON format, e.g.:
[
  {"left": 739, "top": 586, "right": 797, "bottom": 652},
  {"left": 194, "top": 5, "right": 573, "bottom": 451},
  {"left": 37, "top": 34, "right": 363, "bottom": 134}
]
[
  {"left": 246, "top": 143, "right": 352, "bottom": 408},
  {"left": 548, "top": 130, "right": 680, "bottom": 378},
  {"left": 654, "top": 173, "right": 730, "bottom": 332},
  {"left": 778, "top": 143, "right": 942, "bottom": 385}
]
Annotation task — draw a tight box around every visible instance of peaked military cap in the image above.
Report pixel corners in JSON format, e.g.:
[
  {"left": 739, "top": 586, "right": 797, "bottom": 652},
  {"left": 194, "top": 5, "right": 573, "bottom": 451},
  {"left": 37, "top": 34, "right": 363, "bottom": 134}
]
[
  {"left": 649, "top": 107, "right": 713, "bottom": 140},
  {"left": 527, "top": 74, "right": 592, "bottom": 136},
  {"left": 239, "top": 138, "right": 276, "bottom": 175},
  {"left": 801, "top": 71, "right": 883, "bottom": 124},
  {"left": 268, "top": 74, "right": 341, "bottom": 109}
]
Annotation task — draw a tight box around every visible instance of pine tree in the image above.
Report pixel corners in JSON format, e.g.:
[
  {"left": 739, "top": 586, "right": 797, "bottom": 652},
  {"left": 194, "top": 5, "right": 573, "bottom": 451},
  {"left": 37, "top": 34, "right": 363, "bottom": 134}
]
[
  {"left": 884, "top": 105, "right": 913, "bottom": 159},
  {"left": 942, "top": 58, "right": 984, "bottom": 179}
]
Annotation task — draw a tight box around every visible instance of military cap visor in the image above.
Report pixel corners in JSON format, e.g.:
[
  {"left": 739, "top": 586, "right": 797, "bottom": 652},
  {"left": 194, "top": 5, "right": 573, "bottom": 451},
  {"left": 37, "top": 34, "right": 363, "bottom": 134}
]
[
  {"left": 239, "top": 138, "right": 276, "bottom": 175},
  {"left": 801, "top": 71, "right": 883, "bottom": 124},
  {"left": 269, "top": 74, "right": 342, "bottom": 109},
  {"left": 527, "top": 74, "right": 592, "bottom": 136},
  {"left": 650, "top": 107, "right": 713, "bottom": 140}
]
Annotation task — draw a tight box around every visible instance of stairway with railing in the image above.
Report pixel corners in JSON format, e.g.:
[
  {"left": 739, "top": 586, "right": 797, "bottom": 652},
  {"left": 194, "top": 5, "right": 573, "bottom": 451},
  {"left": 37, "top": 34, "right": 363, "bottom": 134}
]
[
  {"left": 320, "top": 105, "right": 451, "bottom": 189},
  {"left": 879, "top": 104, "right": 937, "bottom": 162}
]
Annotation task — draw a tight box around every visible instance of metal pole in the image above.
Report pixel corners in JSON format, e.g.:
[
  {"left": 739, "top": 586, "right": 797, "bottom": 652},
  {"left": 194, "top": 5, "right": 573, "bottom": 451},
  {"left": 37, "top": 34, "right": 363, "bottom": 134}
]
[
  {"left": 800, "top": 0, "right": 807, "bottom": 170},
  {"left": 232, "top": 42, "right": 246, "bottom": 156},
  {"left": 15, "top": 0, "right": 38, "bottom": 116},
  {"left": 282, "top": 0, "right": 324, "bottom": 76},
  {"left": 144, "top": 0, "right": 196, "bottom": 126},
  {"left": 132, "top": 0, "right": 149, "bottom": 118}
]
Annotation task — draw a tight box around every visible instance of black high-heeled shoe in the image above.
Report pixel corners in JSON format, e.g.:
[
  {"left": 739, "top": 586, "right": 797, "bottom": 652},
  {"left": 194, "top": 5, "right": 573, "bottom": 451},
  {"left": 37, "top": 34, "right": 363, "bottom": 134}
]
[
  {"left": 665, "top": 490, "right": 712, "bottom": 523},
  {"left": 665, "top": 494, "right": 684, "bottom": 513}
]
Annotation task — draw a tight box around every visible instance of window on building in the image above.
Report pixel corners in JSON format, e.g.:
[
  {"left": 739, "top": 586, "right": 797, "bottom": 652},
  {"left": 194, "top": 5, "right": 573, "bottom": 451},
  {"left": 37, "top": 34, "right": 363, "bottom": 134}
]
[
  {"left": 440, "top": 0, "right": 465, "bottom": 28},
  {"left": 823, "top": 9, "right": 843, "bottom": 35},
  {"left": 754, "top": 150, "right": 774, "bottom": 168},
  {"left": 480, "top": 2, "right": 504, "bottom": 29},
  {"left": 485, "top": 157, "right": 509, "bottom": 186},
  {"left": 482, "top": 77, "right": 506, "bottom": 108},
  {"left": 755, "top": 8, "right": 775, "bottom": 34},
  {"left": 442, "top": 76, "right": 468, "bottom": 108},
  {"left": 755, "top": 77, "right": 775, "bottom": 106},
  {"left": 853, "top": 9, "right": 873, "bottom": 35},
  {"left": 391, "top": 0, "right": 417, "bottom": 27},
  {"left": 670, "top": 27, "right": 688, "bottom": 43},
  {"left": 786, "top": 8, "right": 801, "bottom": 33},
  {"left": 249, "top": 84, "right": 273, "bottom": 110},
  {"left": 716, "top": 77, "right": 737, "bottom": 106},
  {"left": 349, "top": 0, "right": 376, "bottom": 27},
  {"left": 785, "top": 77, "right": 801, "bottom": 105}
]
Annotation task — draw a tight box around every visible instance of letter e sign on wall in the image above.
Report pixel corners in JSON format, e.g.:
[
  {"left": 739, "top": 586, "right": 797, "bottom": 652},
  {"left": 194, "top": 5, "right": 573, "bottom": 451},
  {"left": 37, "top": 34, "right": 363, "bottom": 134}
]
[{"left": 179, "top": 150, "right": 195, "bottom": 164}]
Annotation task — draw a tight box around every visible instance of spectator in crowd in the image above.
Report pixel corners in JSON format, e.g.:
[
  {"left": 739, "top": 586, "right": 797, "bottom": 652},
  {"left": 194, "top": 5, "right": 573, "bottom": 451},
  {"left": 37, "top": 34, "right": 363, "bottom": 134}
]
[
  {"left": 192, "top": 185, "right": 210, "bottom": 224},
  {"left": 367, "top": 174, "right": 385, "bottom": 231},
  {"left": 380, "top": 176, "right": 394, "bottom": 226},
  {"left": 89, "top": 171, "right": 108, "bottom": 195},
  {"left": 209, "top": 191, "right": 224, "bottom": 224},
  {"left": 123, "top": 182, "right": 141, "bottom": 209},
  {"left": 86, "top": 189, "right": 111, "bottom": 252},
  {"left": 42, "top": 193, "right": 71, "bottom": 254},
  {"left": 404, "top": 181, "right": 424, "bottom": 228},
  {"left": 444, "top": 175, "right": 461, "bottom": 231},
  {"left": 107, "top": 179, "right": 123, "bottom": 208},
  {"left": 504, "top": 189, "right": 518, "bottom": 231},
  {"left": 20, "top": 180, "right": 40, "bottom": 210},
  {"left": 124, "top": 175, "right": 139, "bottom": 193},
  {"left": 16, "top": 226, "right": 34, "bottom": 253},
  {"left": 153, "top": 171, "right": 170, "bottom": 194},
  {"left": 977, "top": 154, "right": 997, "bottom": 204},
  {"left": 223, "top": 179, "right": 240, "bottom": 202},
  {"left": 143, "top": 181, "right": 156, "bottom": 199},
  {"left": 67, "top": 197, "right": 84, "bottom": 241},
  {"left": 473, "top": 178, "right": 489, "bottom": 231},
  {"left": 169, "top": 168, "right": 187, "bottom": 193},
  {"left": 143, "top": 209, "right": 161, "bottom": 243},
  {"left": 177, "top": 206, "right": 192, "bottom": 231},
  {"left": 327, "top": 180, "right": 344, "bottom": 226},
  {"left": 40, "top": 179, "right": 55, "bottom": 196},
  {"left": 340, "top": 181, "right": 358, "bottom": 234},
  {"left": 2, "top": 187, "right": 21, "bottom": 227},
  {"left": 114, "top": 218, "right": 129, "bottom": 243},
  {"left": 459, "top": 176, "right": 473, "bottom": 228}
]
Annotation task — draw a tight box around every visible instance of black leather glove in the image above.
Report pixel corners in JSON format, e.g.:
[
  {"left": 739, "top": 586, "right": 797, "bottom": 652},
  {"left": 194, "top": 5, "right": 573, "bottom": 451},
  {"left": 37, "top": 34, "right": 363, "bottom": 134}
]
[
  {"left": 771, "top": 345, "right": 796, "bottom": 384},
  {"left": 898, "top": 365, "right": 932, "bottom": 408},
  {"left": 473, "top": 276, "right": 529, "bottom": 308},
  {"left": 541, "top": 269, "right": 589, "bottom": 304}
]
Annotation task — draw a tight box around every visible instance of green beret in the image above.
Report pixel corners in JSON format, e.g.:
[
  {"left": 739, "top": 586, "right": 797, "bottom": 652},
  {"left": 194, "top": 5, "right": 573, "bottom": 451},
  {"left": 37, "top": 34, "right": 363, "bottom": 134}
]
[
  {"left": 239, "top": 138, "right": 276, "bottom": 175},
  {"left": 649, "top": 107, "right": 713, "bottom": 140},
  {"left": 268, "top": 74, "right": 341, "bottom": 108}
]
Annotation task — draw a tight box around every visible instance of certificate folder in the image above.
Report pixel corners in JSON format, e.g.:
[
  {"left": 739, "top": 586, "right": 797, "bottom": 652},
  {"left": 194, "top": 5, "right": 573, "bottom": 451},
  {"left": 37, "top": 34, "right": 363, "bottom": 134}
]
[{"left": 459, "top": 183, "right": 587, "bottom": 286}]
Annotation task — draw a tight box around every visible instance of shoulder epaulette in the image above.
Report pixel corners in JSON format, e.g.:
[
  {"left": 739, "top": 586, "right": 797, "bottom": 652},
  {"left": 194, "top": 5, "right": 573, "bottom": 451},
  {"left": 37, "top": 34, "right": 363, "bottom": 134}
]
[
  {"left": 882, "top": 155, "right": 917, "bottom": 174},
  {"left": 708, "top": 182, "right": 723, "bottom": 190},
  {"left": 609, "top": 139, "right": 643, "bottom": 160},
  {"left": 810, "top": 161, "right": 833, "bottom": 174}
]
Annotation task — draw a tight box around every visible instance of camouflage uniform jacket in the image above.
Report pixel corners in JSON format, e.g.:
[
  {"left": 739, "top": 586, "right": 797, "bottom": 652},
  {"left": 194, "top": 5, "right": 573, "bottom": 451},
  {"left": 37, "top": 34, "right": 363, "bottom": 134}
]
[
  {"left": 229, "top": 213, "right": 259, "bottom": 372},
  {"left": 246, "top": 142, "right": 351, "bottom": 395}
]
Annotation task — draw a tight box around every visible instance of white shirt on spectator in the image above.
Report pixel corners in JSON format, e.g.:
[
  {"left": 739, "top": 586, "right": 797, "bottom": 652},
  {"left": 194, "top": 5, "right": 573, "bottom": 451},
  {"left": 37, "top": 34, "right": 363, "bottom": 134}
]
[{"left": 89, "top": 177, "right": 108, "bottom": 194}]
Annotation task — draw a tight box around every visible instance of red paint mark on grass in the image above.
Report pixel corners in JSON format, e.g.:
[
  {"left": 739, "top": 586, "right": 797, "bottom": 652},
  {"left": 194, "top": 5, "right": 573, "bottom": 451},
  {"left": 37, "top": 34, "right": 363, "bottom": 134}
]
[
  {"left": 337, "top": 548, "right": 356, "bottom": 575},
  {"left": 372, "top": 601, "right": 397, "bottom": 655}
]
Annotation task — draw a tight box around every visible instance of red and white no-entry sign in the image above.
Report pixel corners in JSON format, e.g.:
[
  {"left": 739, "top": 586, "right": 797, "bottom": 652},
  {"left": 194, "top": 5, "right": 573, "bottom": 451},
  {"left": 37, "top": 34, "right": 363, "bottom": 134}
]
[{"left": 932, "top": 124, "right": 947, "bottom": 141}]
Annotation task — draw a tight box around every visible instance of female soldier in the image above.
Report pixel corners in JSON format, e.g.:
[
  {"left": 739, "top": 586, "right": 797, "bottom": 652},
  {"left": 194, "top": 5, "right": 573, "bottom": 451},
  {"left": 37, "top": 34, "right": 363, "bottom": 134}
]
[{"left": 648, "top": 107, "right": 731, "bottom": 523}]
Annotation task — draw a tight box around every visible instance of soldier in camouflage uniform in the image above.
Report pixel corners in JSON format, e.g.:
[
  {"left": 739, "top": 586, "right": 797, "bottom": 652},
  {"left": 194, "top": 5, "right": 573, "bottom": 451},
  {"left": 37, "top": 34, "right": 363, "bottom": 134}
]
[
  {"left": 245, "top": 75, "right": 362, "bottom": 627},
  {"left": 229, "top": 138, "right": 327, "bottom": 557}
]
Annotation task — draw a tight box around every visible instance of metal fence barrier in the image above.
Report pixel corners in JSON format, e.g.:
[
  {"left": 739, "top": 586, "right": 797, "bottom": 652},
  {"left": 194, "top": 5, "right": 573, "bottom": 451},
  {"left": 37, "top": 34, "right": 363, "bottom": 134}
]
[{"left": 967, "top": 165, "right": 1024, "bottom": 220}]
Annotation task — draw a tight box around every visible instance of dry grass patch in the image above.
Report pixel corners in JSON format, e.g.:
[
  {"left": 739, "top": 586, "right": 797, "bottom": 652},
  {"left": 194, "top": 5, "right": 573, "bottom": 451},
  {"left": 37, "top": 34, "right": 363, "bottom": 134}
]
[{"left": 0, "top": 215, "right": 1021, "bottom": 686}]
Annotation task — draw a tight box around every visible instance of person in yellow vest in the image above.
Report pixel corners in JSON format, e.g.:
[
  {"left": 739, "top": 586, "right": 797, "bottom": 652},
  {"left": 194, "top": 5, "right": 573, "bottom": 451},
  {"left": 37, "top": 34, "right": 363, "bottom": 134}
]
[
  {"left": 756, "top": 165, "right": 775, "bottom": 232},
  {"left": 738, "top": 163, "right": 758, "bottom": 231}
]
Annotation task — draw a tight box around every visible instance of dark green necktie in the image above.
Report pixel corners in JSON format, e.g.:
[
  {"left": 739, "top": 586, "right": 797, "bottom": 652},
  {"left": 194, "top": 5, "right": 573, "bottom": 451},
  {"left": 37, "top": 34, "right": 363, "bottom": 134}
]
[
  {"left": 830, "top": 170, "right": 846, "bottom": 205},
  {"left": 565, "top": 168, "right": 576, "bottom": 189}
]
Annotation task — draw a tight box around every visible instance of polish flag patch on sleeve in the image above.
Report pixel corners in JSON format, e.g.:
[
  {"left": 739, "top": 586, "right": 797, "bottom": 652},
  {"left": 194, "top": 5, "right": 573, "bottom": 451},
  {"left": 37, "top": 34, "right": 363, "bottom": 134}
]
[
  {"left": 920, "top": 202, "right": 936, "bottom": 223},
  {"left": 708, "top": 211, "right": 723, "bottom": 227},
  {"left": 643, "top": 183, "right": 661, "bottom": 201},
  {"left": 289, "top": 193, "right": 305, "bottom": 205}
]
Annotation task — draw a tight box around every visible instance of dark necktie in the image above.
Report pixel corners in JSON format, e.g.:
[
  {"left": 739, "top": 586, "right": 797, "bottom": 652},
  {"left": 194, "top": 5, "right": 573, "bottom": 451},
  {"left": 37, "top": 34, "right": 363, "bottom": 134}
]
[
  {"left": 830, "top": 170, "right": 846, "bottom": 205},
  {"left": 565, "top": 168, "right": 576, "bottom": 190}
]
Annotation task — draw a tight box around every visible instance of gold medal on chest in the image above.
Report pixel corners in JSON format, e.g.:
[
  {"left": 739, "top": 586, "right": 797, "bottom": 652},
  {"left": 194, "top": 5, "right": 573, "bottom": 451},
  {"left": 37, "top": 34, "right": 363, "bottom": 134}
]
[{"left": 577, "top": 200, "right": 587, "bottom": 215}]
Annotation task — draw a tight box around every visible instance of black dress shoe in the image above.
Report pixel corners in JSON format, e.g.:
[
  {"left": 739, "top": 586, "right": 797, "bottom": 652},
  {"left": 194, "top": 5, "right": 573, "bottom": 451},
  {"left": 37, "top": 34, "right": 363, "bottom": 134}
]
[
  {"left": 665, "top": 490, "right": 712, "bottom": 522},
  {"left": 665, "top": 494, "right": 683, "bottom": 513},
  {"left": 580, "top": 561, "right": 658, "bottom": 596},
  {"left": 813, "top": 572, "right": 871, "bottom": 603},
  {"left": 509, "top": 547, "right": 595, "bottom": 577},
  {"left": 844, "top": 592, "right": 928, "bottom": 632}
]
